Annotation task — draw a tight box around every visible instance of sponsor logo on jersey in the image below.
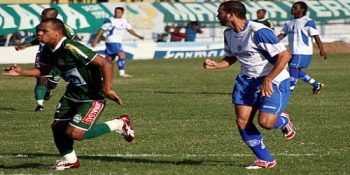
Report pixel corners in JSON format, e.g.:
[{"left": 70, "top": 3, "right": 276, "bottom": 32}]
[
  {"left": 82, "top": 100, "right": 104, "bottom": 125},
  {"left": 73, "top": 114, "right": 82, "bottom": 123}
]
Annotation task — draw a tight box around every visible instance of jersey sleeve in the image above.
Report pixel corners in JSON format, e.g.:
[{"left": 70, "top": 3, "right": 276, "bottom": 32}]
[
  {"left": 101, "top": 18, "right": 112, "bottom": 31},
  {"left": 305, "top": 20, "right": 319, "bottom": 36},
  {"left": 254, "top": 28, "right": 286, "bottom": 57},
  {"left": 280, "top": 22, "right": 289, "bottom": 35},
  {"left": 64, "top": 24, "right": 77, "bottom": 40},
  {"left": 223, "top": 29, "right": 234, "bottom": 57},
  {"left": 65, "top": 41, "right": 98, "bottom": 65},
  {"left": 125, "top": 20, "right": 132, "bottom": 30}
]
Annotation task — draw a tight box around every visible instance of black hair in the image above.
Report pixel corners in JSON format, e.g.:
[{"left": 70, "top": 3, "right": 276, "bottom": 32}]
[
  {"left": 220, "top": 0, "right": 246, "bottom": 19},
  {"left": 294, "top": 1, "right": 308, "bottom": 16},
  {"left": 41, "top": 8, "right": 58, "bottom": 18},
  {"left": 115, "top": 7, "right": 124, "bottom": 12},
  {"left": 257, "top": 9, "right": 266, "bottom": 14},
  {"left": 41, "top": 18, "right": 64, "bottom": 32}
]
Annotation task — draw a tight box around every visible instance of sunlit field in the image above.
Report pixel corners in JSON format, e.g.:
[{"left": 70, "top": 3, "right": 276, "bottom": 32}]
[{"left": 0, "top": 53, "right": 349, "bottom": 174}]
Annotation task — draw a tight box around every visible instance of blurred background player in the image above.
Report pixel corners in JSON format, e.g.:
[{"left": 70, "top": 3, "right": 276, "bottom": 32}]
[
  {"left": 91, "top": 7, "right": 144, "bottom": 78},
  {"left": 204, "top": 1, "right": 295, "bottom": 169},
  {"left": 15, "top": 8, "right": 76, "bottom": 111},
  {"left": 3, "top": 18, "right": 135, "bottom": 171},
  {"left": 252, "top": 9, "right": 274, "bottom": 30},
  {"left": 277, "top": 1, "right": 327, "bottom": 95},
  {"left": 185, "top": 21, "right": 203, "bottom": 42}
]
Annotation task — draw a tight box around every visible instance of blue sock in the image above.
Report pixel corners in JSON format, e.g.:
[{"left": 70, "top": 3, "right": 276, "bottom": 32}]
[
  {"left": 289, "top": 68, "right": 299, "bottom": 94},
  {"left": 117, "top": 58, "right": 126, "bottom": 71},
  {"left": 239, "top": 124, "right": 274, "bottom": 162},
  {"left": 299, "top": 70, "right": 318, "bottom": 87},
  {"left": 273, "top": 113, "right": 289, "bottom": 128}
]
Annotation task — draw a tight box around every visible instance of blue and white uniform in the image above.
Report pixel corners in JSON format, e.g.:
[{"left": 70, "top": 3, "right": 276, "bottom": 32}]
[
  {"left": 280, "top": 16, "right": 319, "bottom": 68},
  {"left": 224, "top": 21, "right": 290, "bottom": 115},
  {"left": 100, "top": 17, "right": 132, "bottom": 56}
]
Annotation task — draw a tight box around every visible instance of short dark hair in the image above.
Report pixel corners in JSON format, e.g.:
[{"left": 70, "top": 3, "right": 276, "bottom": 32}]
[
  {"left": 294, "top": 1, "right": 308, "bottom": 16},
  {"left": 115, "top": 7, "right": 124, "bottom": 12},
  {"left": 41, "top": 18, "right": 64, "bottom": 32},
  {"left": 41, "top": 8, "right": 58, "bottom": 18},
  {"left": 220, "top": 1, "right": 246, "bottom": 19},
  {"left": 257, "top": 9, "right": 266, "bottom": 14}
]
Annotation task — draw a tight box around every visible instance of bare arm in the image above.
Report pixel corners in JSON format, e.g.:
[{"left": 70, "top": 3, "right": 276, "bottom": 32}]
[
  {"left": 260, "top": 50, "right": 291, "bottom": 97},
  {"left": 127, "top": 29, "right": 144, "bottom": 40},
  {"left": 2, "top": 64, "right": 45, "bottom": 77},
  {"left": 203, "top": 56, "right": 237, "bottom": 69},
  {"left": 277, "top": 33, "right": 286, "bottom": 40},
  {"left": 314, "top": 35, "right": 327, "bottom": 59},
  {"left": 90, "top": 55, "right": 123, "bottom": 105},
  {"left": 91, "top": 29, "right": 105, "bottom": 47}
]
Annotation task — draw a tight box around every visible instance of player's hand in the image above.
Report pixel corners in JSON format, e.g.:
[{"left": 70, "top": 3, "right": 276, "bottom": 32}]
[
  {"left": 102, "top": 89, "right": 123, "bottom": 105},
  {"left": 139, "top": 36, "right": 144, "bottom": 40},
  {"left": 203, "top": 59, "right": 217, "bottom": 69},
  {"left": 260, "top": 77, "right": 273, "bottom": 97},
  {"left": 2, "top": 64, "right": 22, "bottom": 76},
  {"left": 320, "top": 50, "right": 327, "bottom": 60},
  {"left": 15, "top": 44, "right": 28, "bottom": 51},
  {"left": 91, "top": 41, "right": 98, "bottom": 48}
]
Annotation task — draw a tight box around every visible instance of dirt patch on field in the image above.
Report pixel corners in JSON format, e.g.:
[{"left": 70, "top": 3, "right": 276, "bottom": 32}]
[{"left": 314, "top": 41, "right": 350, "bottom": 53}]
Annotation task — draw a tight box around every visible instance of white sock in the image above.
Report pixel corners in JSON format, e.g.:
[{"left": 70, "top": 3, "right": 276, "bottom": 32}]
[
  {"left": 119, "top": 70, "right": 125, "bottom": 76},
  {"left": 37, "top": 100, "right": 44, "bottom": 106},
  {"left": 63, "top": 150, "right": 77, "bottom": 163},
  {"left": 105, "top": 119, "right": 124, "bottom": 134}
]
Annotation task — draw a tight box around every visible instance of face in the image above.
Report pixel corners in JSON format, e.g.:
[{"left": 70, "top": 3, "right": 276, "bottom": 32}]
[
  {"left": 291, "top": 4, "right": 303, "bottom": 17},
  {"left": 37, "top": 22, "right": 59, "bottom": 45},
  {"left": 217, "top": 6, "right": 231, "bottom": 26},
  {"left": 256, "top": 10, "right": 265, "bottom": 19},
  {"left": 115, "top": 9, "right": 124, "bottom": 18}
]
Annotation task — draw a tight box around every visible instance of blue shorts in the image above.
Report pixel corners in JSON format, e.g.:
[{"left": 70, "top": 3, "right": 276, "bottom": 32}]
[
  {"left": 289, "top": 54, "right": 312, "bottom": 68},
  {"left": 232, "top": 74, "right": 290, "bottom": 115},
  {"left": 105, "top": 43, "right": 124, "bottom": 56}
]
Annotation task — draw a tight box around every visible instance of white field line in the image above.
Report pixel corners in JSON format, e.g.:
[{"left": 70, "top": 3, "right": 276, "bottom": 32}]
[{"left": 0, "top": 153, "right": 320, "bottom": 158}]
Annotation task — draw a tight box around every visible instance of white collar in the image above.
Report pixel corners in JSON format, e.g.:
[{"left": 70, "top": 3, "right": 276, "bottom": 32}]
[{"left": 50, "top": 37, "right": 67, "bottom": 52}]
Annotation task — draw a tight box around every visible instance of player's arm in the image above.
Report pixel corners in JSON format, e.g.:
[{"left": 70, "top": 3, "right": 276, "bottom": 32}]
[
  {"left": 90, "top": 55, "right": 123, "bottom": 105},
  {"left": 313, "top": 35, "right": 327, "bottom": 59},
  {"left": 2, "top": 64, "right": 50, "bottom": 77},
  {"left": 15, "top": 38, "right": 40, "bottom": 51},
  {"left": 91, "top": 29, "right": 104, "bottom": 47},
  {"left": 277, "top": 33, "right": 286, "bottom": 40},
  {"left": 203, "top": 56, "right": 237, "bottom": 70},
  {"left": 261, "top": 50, "right": 291, "bottom": 97},
  {"left": 127, "top": 29, "right": 144, "bottom": 40}
]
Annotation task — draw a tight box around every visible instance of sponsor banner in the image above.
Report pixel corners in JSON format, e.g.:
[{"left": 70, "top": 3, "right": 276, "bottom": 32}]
[{"left": 1, "top": 1, "right": 350, "bottom": 35}]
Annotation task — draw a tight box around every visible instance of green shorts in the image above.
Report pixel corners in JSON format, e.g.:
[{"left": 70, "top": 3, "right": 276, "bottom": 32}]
[{"left": 55, "top": 97, "right": 106, "bottom": 131}]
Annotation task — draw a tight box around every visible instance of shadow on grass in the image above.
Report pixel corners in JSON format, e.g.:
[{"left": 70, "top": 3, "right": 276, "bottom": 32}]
[
  {"left": 153, "top": 91, "right": 231, "bottom": 95},
  {"left": 0, "top": 153, "right": 240, "bottom": 168},
  {"left": 0, "top": 107, "right": 17, "bottom": 111}
]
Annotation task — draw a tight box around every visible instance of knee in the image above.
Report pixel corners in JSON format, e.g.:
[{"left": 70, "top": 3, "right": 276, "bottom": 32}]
[
  {"left": 258, "top": 118, "right": 274, "bottom": 130},
  {"left": 66, "top": 127, "right": 85, "bottom": 140}
]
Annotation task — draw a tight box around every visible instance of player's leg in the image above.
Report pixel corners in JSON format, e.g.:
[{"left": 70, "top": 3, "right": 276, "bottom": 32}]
[
  {"left": 34, "top": 77, "right": 47, "bottom": 111},
  {"left": 232, "top": 75, "right": 275, "bottom": 169},
  {"left": 116, "top": 43, "right": 132, "bottom": 77},
  {"left": 298, "top": 69, "right": 324, "bottom": 94},
  {"left": 258, "top": 78, "right": 295, "bottom": 139},
  {"left": 66, "top": 99, "right": 134, "bottom": 141},
  {"left": 51, "top": 97, "right": 79, "bottom": 170},
  {"left": 288, "top": 67, "right": 299, "bottom": 95}
]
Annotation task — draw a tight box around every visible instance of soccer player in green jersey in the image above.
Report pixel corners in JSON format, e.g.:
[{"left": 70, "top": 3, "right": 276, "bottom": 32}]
[
  {"left": 15, "top": 8, "right": 76, "bottom": 112},
  {"left": 3, "top": 18, "right": 135, "bottom": 171}
]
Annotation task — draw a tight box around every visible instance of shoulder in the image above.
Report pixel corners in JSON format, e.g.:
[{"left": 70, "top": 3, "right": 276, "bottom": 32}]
[
  {"left": 224, "top": 27, "right": 232, "bottom": 35},
  {"left": 64, "top": 40, "right": 91, "bottom": 57}
]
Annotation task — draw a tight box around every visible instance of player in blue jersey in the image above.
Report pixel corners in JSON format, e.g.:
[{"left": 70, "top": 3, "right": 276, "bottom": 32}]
[
  {"left": 203, "top": 1, "right": 295, "bottom": 169},
  {"left": 277, "top": 1, "right": 327, "bottom": 95},
  {"left": 92, "top": 7, "right": 144, "bottom": 78}
]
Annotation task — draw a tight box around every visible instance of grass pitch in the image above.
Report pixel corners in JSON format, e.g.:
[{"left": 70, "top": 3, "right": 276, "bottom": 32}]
[{"left": 0, "top": 53, "right": 349, "bottom": 174}]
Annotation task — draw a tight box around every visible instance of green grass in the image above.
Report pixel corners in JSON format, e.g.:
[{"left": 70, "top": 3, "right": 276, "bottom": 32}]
[{"left": 0, "top": 53, "right": 349, "bottom": 175}]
